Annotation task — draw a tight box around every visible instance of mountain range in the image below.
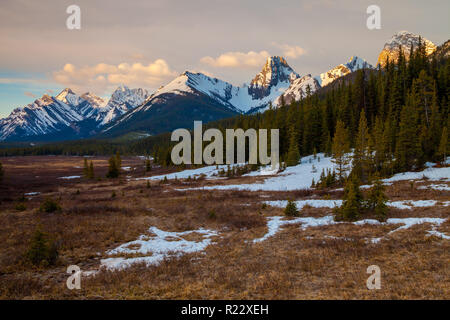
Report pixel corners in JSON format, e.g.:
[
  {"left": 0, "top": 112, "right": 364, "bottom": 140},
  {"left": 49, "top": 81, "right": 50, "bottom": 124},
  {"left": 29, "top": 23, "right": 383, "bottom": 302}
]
[{"left": 0, "top": 31, "right": 445, "bottom": 142}]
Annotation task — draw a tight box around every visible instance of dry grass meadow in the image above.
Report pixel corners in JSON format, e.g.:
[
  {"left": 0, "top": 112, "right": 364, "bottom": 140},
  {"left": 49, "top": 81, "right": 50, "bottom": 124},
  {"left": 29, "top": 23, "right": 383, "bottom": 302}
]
[{"left": 0, "top": 156, "right": 448, "bottom": 299}]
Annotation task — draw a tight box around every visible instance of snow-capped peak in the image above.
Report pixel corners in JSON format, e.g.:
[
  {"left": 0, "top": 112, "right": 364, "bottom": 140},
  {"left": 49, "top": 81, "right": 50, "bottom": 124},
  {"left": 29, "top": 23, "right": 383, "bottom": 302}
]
[
  {"left": 55, "top": 88, "right": 76, "bottom": 104},
  {"left": 345, "top": 56, "right": 371, "bottom": 72},
  {"left": 377, "top": 31, "right": 437, "bottom": 66},
  {"left": 274, "top": 74, "right": 320, "bottom": 106},
  {"left": 249, "top": 56, "right": 299, "bottom": 99},
  {"left": 315, "top": 56, "right": 373, "bottom": 87},
  {"left": 97, "top": 85, "right": 149, "bottom": 126}
]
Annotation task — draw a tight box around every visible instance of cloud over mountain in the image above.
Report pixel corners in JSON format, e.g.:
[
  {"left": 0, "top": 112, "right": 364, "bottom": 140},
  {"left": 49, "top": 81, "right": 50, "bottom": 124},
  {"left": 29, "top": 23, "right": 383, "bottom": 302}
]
[
  {"left": 200, "top": 51, "right": 270, "bottom": 68},
  {"left": 52, "top": 59, "right": 177, "bottom": 95},
  {"left": 271, "top": 43, "right": 307, "bottom": 59}
]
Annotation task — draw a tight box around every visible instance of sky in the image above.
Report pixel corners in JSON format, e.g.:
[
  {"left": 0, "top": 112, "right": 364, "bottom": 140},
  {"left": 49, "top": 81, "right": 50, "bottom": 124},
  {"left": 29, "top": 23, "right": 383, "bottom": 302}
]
[{"left": 0, "top": 0, "right": 449, "bottom": 118}]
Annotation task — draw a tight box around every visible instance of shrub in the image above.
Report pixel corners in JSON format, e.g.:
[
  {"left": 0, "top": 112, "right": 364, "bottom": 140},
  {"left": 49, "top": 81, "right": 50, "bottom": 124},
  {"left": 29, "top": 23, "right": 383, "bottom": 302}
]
[
  {"left": 208, "top": 210, "right": 216, "bottom": 219},
  {"left": 284, "top": 200, "right": 299, "bottom": 217},
  {"left": 15, "top": 203, "right": 27, "bottom": 211},
  {"left": 26, "top": 227, "right": 58, "bottom": 267},
  {"left": 39, "top": 197, "right": 61, "bottom": 213}
]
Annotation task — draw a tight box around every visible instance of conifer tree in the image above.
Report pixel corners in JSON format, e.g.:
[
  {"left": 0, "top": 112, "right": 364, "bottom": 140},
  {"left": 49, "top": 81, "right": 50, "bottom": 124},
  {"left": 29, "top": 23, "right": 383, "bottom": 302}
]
[
  {"left": 353, "top": 110, "right": 371, "bottom": 182},
  {"left": 284, "top": 200, "right": 299, "bottom": 217},
  {"left": 87, "top": 161, "right": 94, "bottom": 179},
  {"left": 438, "top": 127, "right": 448, "bottom": 163},
  {"left": 395, "top": 103, "right": 421, "bottom": 172},
  {"left": 332, "top": 120, "right": 350, "bottom": 182},
  {"left": 367, "top": 175, "right": 388, "bottom": 221},
  {"left": 286, "top": 127, "right": 300, "bottom": 166},
  {"left": 115, "top": 151, "right": 122, "bottom": 169},
  {"left": 146, "top": 158, "right": 152, "bottom": 172},
  {"left": 83, "top": 158, "right": 89, "bottom": 178},
  {"left": 106, "top": 155, "right": 120, "bottom": 178},
  {"left": 335, "top": 175, "right": 363, "bottom": 221}
]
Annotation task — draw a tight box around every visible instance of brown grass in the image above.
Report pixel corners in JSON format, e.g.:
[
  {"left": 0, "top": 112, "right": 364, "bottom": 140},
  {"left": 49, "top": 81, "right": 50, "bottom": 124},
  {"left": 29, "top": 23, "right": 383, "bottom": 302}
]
[{"left": 0, "top": 156, "right": 448, "bottom": 299}]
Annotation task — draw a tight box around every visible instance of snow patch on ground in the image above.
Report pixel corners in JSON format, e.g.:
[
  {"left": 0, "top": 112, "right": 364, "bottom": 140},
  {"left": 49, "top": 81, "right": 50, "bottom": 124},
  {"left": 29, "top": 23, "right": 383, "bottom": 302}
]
[
  {"left": 383, "top": 165, "right": 450, "bottom": 183},
  {"left": 265, "top": 199, "right": 343, "bottom": 210},
  {"left": 388, "top": 200, "right": 450, "bottom": 209},
  {"left": 58, "top": 175, "right": 81, "bottom": 180},
  {"left": 418, "top": 184, "right": 450, "bottom": 191},
  {"left": 253, "top": 215, "right": 448, "bottom": 243},
  {"left": 100, "top": 226, "right": 218, "bottom": 270},
  {"left": 265, "top": 199, "right": 450, "bottom": 210},
  {"left": 194, "top": 153, "right": 342, "bottom": 191},
  {"left": 24, "top": 192, "right": 40, "bottom": 196},
  {"left": 136, "top": 164, "right": 242, "bottom": 181}
]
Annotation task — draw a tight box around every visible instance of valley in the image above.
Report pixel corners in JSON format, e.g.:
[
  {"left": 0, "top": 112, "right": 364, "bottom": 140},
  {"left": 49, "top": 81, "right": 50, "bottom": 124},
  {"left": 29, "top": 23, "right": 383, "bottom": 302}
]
[{"left": 0, "top": 155, "right": 448, "bottom": 299}]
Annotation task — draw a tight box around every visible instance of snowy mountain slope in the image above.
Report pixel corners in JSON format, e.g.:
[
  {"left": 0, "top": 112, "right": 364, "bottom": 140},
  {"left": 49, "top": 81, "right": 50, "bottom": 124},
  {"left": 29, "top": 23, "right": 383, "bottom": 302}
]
[
  {"left": 142, "top": 57, "right": 300, "bottom": 113},
  {"left": 248, "top": 56, "right": 299, "bottom": 99},
  {"left": 96, "top": 86, "right": 149, "bottom": 126},
  {"left": 106, "top": 56, "right": 302, "bottom": 135},
  {"left": 315, "top": 56, "right": 373, "bottom": 87},
  {"left": 0, "top": 86, "right": 147, "bottom": 141},
  {"left": 0, "top": 93, "right": 85, "bottom": 141},
  {"left": 377, "top": 31, "right": 436, "bottom": 67},
  {"left": 274, "top": 74, "right": 320, "bottom": 105}
]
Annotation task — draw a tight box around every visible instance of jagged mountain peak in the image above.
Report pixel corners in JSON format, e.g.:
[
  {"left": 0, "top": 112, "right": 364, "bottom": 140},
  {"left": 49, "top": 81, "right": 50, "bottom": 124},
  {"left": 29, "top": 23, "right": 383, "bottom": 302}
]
[
  {"left": 377, "top": 31, "right": 437, "bottom": 66},
  {"left": 315, "top": 56, "right": 373, "bottom": 87},
  {"left": 346, "top": 56, "right": 371, "bottom": 71},
  {"left": 249, "top": 56, "right": 299, "bottom": 99},
  {"left": 55, "top": 88, "right": 76, "bottom": 103}
]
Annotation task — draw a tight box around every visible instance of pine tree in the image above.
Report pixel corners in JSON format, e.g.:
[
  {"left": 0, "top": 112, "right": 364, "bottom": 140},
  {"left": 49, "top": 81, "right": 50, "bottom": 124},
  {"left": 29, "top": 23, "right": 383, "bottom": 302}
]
[
  {"left": 332, "top": 120, "right": 351, "bottom": 182},
  {"left": 367, "top": 175, "right": 388, "bottom": 222},
  {"left": 145, "top": 158, "right": 152, "bottom": 172},
  {"left": 353, "top": 110, "right": 371, "bottom": 182},
  {"left": 83, "top": 158, "right": 89, "bottom": 178},
  {"left": 286, "top": 127, "right": 300, "bottom": 166},
  {"left": 115, "top": 151, "right": 122, "bottom": 169},
  {"left": 106, "top": 155, "right": 120, "bottom": 178},
  {"left": 87, "top": 161, "right": 94, "bottom": 179},
  {"left": 438, "top": 127, "right": 448, "bottom": 163},
  {"left": 395, "top": 103, "right": 421, "bottom": 171},
  {"left": 284, "top": 200, "right": 299, "bottom": 217},
  {"left": 335, "top": 175, "right": 363, "bottom": 221}
]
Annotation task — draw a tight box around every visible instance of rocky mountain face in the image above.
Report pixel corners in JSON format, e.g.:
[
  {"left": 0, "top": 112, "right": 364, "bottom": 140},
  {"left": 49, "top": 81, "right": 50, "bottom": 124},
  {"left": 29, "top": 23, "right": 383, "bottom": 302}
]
[
  {"left": 377, "top": 31, "right": 436, "bottom": 67},
  {"left": 275, "top": 74, "right": 320, "bottom": 105},
  {"left": 0, "top": 86, "right": 148, "bottom": 141},
  {"left": 315, "top": 56, "right": 373, "bottom": 87},
  {"left": 102, "top": 57, "right": 310, "bottom": 137},
  {"left": 432, "top": 39, "right": 450, "bottom": 60},
  {"left": 95, "top": 86, "right": 149, "bottom": 126},
  {"left": 248, "top": 56, "right": 299, "bottom": 99}
]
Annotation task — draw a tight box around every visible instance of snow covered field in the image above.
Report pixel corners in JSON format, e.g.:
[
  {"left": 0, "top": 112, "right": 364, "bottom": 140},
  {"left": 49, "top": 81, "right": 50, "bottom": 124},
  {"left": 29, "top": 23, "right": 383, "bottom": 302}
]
[
  {"left": 176, "top": 154, "right": 449, "bottom": 191},
  {"left": 187, "top": 153, "right": 341, "bottom": 191}
]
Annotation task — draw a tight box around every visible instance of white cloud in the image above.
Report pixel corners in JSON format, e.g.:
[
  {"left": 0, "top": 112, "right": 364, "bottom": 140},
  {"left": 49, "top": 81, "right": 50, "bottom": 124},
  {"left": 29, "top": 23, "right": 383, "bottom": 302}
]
[
  {"left": 200, "top": 51, "right": 270, "bottom": 68},
  {"left": 52, "top": 59, "right": 177, "bottom": 94},
  {"left": 24, "top": 91, "right": 36, "bottom": 98},
  {"left": 271, "top": 43, "right": 306, "bottom": 59}
]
